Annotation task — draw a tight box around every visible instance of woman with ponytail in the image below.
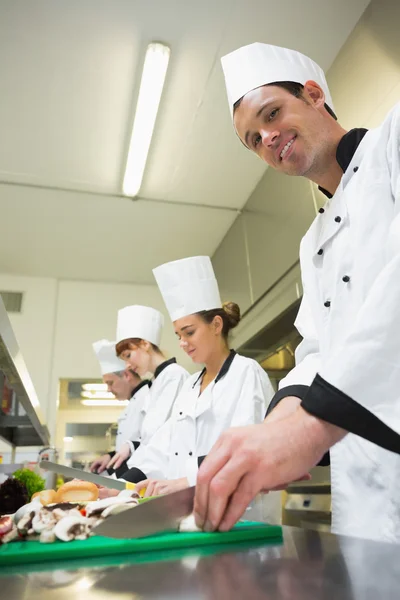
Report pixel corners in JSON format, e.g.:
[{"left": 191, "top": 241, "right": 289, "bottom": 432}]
[{"left": 119, "top": 257, "right": 275, "bottom": 497}]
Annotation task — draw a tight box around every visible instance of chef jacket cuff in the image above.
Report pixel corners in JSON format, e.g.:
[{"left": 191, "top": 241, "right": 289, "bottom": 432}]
[
  {"left": 186, "top": 457, "right": 199, "bottom": 487},
  {"left": 108, "top": 450, "right": 116, "bottom": 459},
  {"left": 265, "top": 385, "right": 309, "bottom": 417},
  {"left": 302, "top": 373, "right": 400, "bottom": 455},
  {"left": 119, "top": 467, "right": 147, "bottom": 483}
]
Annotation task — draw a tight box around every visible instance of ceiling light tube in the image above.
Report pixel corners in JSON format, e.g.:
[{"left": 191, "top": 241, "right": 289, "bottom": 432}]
[{"left": 123, "top": 42, "right": 170, "bottom": 197}]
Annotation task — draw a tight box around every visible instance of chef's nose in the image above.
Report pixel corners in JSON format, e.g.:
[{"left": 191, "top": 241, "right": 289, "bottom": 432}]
[
  {"left": 260, "top": 128, "right": 279, "bottom": 148},
  {"left": 180, "top": 339, "right": 188, "bottom": 349}
]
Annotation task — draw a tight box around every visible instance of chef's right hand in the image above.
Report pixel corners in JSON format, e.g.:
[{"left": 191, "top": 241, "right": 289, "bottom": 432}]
[
  {"left": 90, "top": 454, "right": 111, "bottom": 474},
  {"left": 106, "top": 442, "right": 132, "bottom": 471}
]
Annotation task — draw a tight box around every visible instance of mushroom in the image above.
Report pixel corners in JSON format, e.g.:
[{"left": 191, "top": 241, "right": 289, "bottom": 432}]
[
  {"left": 32, "top": 511, "right": 57, "bottom": 533},
  {"left": 54, "top": 516, "right": 90, "bottom": 542},
  {"left": 100, "top": 501, "right": 138, "bottom": 519},
  {"left": 14, "top": 498, "right": 41, "bottom": 525},
  {"left": 40, "top": 529, "right": 56, "bottom": 544},
  {"left": 17, "top": 510, "right": 37, "bottom": 537},
  {"left": 85, "top": 496, "right": 138, "bottom": 518}
]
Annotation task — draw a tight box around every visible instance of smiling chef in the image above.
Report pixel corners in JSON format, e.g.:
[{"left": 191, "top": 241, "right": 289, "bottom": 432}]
[{"left": 193, "top": 43, "right": 400, "bottom": 544}]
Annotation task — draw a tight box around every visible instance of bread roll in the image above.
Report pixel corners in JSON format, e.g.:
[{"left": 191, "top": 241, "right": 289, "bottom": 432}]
[
  {"left": 38, "top": 489, "right": 58, "bottom": 506},
  {"left": 56, "top": 481, "right": 99, "bottom": 503}
]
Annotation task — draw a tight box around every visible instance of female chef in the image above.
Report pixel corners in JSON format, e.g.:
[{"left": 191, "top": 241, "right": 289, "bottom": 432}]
[
  {"left": 119, "top": 256, "right": 275, "bottom": 496},
  {"left": 106, "top": 304, "right": 189, "bottom": 471},
  {"left": 90, "top": 339, "right": 151, "bottom": 476}
]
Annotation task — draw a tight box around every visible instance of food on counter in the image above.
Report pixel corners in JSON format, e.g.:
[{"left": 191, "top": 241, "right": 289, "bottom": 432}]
[
  {"left": 0, "top": 516, "right": 13, "bottom": 535},
  {"left": 37, "top": 489, "right": 58, "bottom": 506},
  {"left": 56, "top": 481, "right": 99, "bottom": 503},
  {"left": 179, "top": 513, "right": 202, "bottom": 533},
  {"left": 13, "top": 469, "right": 45, "bottom": 500},
  {"left": 0, "top": 491, "right": 140, "bottom": 545},
  {"left": 0, "top": 477, "right": 29, "bottom": 515}
]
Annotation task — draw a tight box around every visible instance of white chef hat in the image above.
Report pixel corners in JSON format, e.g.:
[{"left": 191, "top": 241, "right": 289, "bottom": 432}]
[
  {"left": 153, "top": 256, "right": 221, "bottom": 322},
  {"left": 116, "top": 305, "right": 164, "bottom": 347},
  {"left": 92, "top": 339, "right": 126, "bottom": 376},
  {"left": 221, "top": 42, "right": 334, "bottom": 118}
]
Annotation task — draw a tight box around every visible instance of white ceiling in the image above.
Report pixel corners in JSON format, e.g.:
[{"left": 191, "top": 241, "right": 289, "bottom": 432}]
[{"left": 0, "top": 0, "right": 370, "bottom": 284}]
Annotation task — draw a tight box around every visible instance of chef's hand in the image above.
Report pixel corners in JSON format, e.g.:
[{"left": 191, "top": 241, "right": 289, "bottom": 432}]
[
  {"left": 106, "top": 442, "right": 132, "bottom": 471},
  {"left": 194, "top": 407, "right": 345, "bottom": 533},
  {"left": 135, "top": 477, "right": 189, "bottom": 498},
  {"left": 90, "top": 454, "right": 111, "bottom": 474}
]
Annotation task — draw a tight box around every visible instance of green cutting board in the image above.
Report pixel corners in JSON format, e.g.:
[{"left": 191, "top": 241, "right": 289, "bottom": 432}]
[{"left": 0, "top": 521, "right": 282, "bottom": 567}]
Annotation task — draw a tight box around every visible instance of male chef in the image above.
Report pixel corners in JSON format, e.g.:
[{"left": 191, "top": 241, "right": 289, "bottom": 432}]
[
  {"left": 90, "top": 339, "right": 150, "bottom": 477},
  {"left": 194, "top": 43, "right": 400, "bottom": 543}
]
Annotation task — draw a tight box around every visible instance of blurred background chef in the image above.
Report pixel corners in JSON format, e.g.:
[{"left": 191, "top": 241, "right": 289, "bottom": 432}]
[
  {"left": 89, "top": 339, "right": 150, "bottom": 476},
  {"left": 106, "top": 305, "right": 189, "bottom": 471}
]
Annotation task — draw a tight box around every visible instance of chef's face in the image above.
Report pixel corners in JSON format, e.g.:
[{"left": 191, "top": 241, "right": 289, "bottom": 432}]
[
  {"left": 119, "top": 343, "right": 150, "bottom": 377},
  {"left": 103, "top": 372, "right": 131, "bottom": 400},
  {"left": 174, "top": 314, "right": 223, "bottom": 365},
  {"left": 233, "top": 81, "right": 330, "bottom": 177}
]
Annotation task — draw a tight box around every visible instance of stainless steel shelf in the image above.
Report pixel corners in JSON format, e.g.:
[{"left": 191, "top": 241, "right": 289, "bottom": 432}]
[{"left": 0, "top": 297, "right": 49, "bottom": 448}]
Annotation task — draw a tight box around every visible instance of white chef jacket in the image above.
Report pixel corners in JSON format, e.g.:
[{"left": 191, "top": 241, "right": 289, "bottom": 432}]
[
  {"left": 129, "top": 352, "right": 274, "bottom": 483},
  {"left": 276, "top": 102, "right": 400, "bottom": 543},
  {"left": 126, "top": 358, "right": 189, "bottom": 465},
  {"left": 115, "top": 381, "right": 151, "bottom": 451}
]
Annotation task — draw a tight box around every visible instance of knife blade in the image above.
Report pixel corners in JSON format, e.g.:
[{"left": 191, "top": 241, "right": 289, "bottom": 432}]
[
  {"left": 39, "top": 461, "right": 129, "bottom": 491},
  {"left": 93, "top": 486, "right": 196, "bottom": 539}
]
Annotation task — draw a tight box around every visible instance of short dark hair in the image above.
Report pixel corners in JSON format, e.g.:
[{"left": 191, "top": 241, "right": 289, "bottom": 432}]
[{"left": 233, "top": 81, "right": 337, "bottom": 120}]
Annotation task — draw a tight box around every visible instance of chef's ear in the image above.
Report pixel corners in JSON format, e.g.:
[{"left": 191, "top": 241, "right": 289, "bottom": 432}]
[
  {"left": 140, "top": 339, "right": 152, "bottom": 352},
  {"left": 303, "top": 80, "right": 325, "bottom": 110},
  {"left": 212, "top": 315, "right": 224, "bottom": 336}
]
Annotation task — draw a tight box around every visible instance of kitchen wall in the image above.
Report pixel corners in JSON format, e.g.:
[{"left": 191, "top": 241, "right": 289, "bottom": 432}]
[
  {"left": 0, "top": 274, "right": 194, "bottom": 440},
  {"left": 214, "top": 0, "right": 400, "bottom": 348}
]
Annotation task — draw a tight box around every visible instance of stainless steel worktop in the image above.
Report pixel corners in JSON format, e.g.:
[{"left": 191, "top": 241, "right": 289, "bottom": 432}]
[{"left": 2, "top": 525, "right": 400, "bottom": 600}]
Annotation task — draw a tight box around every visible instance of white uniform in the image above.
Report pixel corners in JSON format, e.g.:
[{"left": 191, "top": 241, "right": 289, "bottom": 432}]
[
  {"left": 126, "top": 359, "right": 189, "bottom": 465},
  {"left": 279, "top": 103, "right": 400, "bottom": 543},
  {"left": 131, "top": 352, "right": 274, "bottom": 483},
  {"left": 115, "top": 381, "right": 150, "bottom": 451}
]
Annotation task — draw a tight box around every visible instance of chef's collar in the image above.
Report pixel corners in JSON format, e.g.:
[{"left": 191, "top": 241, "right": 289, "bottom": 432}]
[
  {"left": 318, "top": 128, "right": 368, "bottom": 199},
  {"left": 130, "top": 379, "right": 151, "bottom": 399},
  {"left": 192, "top": 350, "right": 237, "bottom": 388},
  {"left": 154, "top": 357, "right": 177, "bottom": 379}
]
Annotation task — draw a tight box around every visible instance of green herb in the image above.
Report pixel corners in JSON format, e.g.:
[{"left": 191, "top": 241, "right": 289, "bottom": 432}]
[{"left": 12, "top": 469, "right": 45, "bottom": 499}]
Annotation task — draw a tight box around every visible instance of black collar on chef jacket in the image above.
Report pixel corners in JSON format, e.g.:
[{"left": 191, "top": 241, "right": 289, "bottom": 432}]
[
  {"left": 154, "top": 357, "right": 177, "bottom": 379},
  {"left": 318, "top": 128, "right": 368, "bottom": 199},
  {"left": 129, "top": 379, "right": 151, "bottom": 399},
  {"left": 192, "top": 350, "right": 237, "bottom": 388}
]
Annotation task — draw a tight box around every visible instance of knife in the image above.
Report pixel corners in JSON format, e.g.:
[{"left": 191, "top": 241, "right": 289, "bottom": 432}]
[
  {"left": 39, "top": 461, "right": 135, "bottom": 491},
  {"left": 93, "top": 486, "right": 196, "bottom": 539}
]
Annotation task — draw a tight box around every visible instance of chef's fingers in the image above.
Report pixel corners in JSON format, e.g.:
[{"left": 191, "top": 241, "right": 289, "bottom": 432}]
[
  {"left": 106, "top": 453, "right": 119, "bottom": 470},
  {"left": 112, "top": 454, "right": 125, "bottom": 470},
  {"left": 195, "top": 441, "right": 244, "bottom": 531},
  {"left": 194, "top": 438, "right": 230, "bottom": 529},
  {"left": 218, "top": 472, "right": 260, "bottom": 532},
  {"left": 90, "top": 460, "right": 100, "bottom": 473},
  {"left": 144, "top": 480, "right": 158, "bottom": 497},
  {"left": 134, "top": 480, "right": 149, "bottom": 493},
  {"left": 202, "top": 453, "right": 253, "bottom": 532}
]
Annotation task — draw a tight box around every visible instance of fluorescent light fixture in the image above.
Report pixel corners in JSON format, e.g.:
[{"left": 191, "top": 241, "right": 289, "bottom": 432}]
[
  {"left": 82, "top": 383, "right": 108, "bottom": 392},
  {"left": 81, "top": 399, "right": 129, "bottom": 407},
  {"left": 63, "top": 436, "right": 74, "bottom": 442},
  {"left": 81, "top": 391, "right": 115, "bottom": 400},
  {"left": 123, "top": 42, "right": 170, "bottom": 197}
]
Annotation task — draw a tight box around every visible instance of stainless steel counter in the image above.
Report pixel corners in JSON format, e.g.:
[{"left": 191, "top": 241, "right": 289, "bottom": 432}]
[{"left": 2, "top": 525, "right": 400, "bottom": 600}]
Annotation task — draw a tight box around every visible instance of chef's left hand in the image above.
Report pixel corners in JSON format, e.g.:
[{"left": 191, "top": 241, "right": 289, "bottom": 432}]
[
  {"left": 106, "top": 442, "right": 131, "bottom": 471},
  {"left": 194, "top": 407, "right": 344, "bottom": 533},
  {"left": 135, "top": 477, "right": 189, "bottom": 498}
]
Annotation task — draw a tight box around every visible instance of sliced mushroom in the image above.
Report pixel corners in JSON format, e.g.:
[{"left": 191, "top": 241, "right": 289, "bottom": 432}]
[
  {"left": 85, "top": 496, "right": 137, "bottom": 517},
  {"left": 40, "top": 529, "right": 56, "bottom": 544},
  {"left": 17, "top": 511, "right": 36, "bottom": 536},
  {"left": 54, "top": 516, "right": 89, "bottom": 542}
]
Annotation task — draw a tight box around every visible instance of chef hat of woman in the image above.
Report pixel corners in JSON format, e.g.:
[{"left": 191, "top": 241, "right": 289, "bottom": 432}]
[
  {"left": 116, "top": 305, "right": 164, "bottom": 347},
  {"left": 153, "top": 256, "right": 222, "bottom": 322},
  {"left": 221, "top": 42, "right": 334, "bottom": 118}
]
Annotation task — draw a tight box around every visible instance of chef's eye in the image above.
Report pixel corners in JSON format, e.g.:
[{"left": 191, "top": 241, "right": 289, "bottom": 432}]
[
  {"left": 253, "top": 134, "right": 262, "bottom": 148},
  {"left": 268, "top": 108, "right": 279, "bottom": 121},
  {"left": 186, "top": 331, "right": 194, "bottom": 337}
]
